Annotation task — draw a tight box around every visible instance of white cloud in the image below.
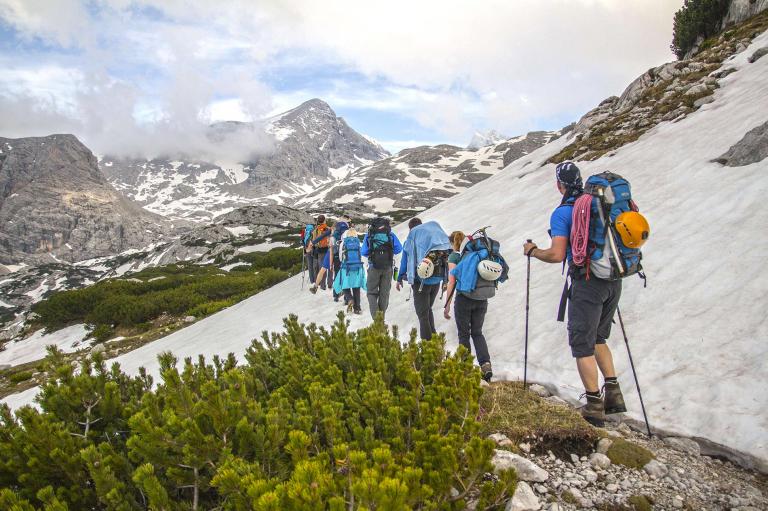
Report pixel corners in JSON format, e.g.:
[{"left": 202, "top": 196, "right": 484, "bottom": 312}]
[{"left": 0, "top": 0, "right": 686, "bottom": 153}]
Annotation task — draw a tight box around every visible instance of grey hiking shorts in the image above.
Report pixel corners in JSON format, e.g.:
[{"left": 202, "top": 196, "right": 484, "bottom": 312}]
[{"left": 567, "top": 276, "right": 622, "bottom": 358}]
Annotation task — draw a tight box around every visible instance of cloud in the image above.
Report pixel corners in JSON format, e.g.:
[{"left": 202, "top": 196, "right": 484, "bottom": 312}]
[{"left": 0, "top": 0, "right": 685, "bottom": 155}]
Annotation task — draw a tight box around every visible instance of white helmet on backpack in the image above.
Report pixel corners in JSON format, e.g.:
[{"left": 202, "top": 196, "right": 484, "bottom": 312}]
[
  {"left": 417, "top": 257, "right": 435, "bottom": 279},
  {"left": 477, "top": 259, "right": 503, "bottom": 281}
]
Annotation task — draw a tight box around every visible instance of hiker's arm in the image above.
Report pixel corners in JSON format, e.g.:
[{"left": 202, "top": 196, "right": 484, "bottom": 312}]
[
  {"left": 396, "top": 252, "right": 407, "bottom": 290},
  {"left": 443, "top": 265, "right": 457, "bottom": 319},
  {"left": 360, "top": 234, "right": 370, "bottom": 257},
  {"left": 392, "top": 234, "right": 403, "bottom": 254},
  {"left": 523, "top": 236, "right": 567, "bottom": 263},
  {"left": 311, "top": 228, "right": 331, "bottom": 245}
]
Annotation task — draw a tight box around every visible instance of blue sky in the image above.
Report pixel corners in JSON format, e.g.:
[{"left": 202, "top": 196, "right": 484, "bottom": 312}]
[{"left": 0, "top": 1, "right": 683, "bottom": 156}]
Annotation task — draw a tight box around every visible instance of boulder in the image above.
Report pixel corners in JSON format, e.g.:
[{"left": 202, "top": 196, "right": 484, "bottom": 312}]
[
  {"left": 505, "top": 482, "right": 541, "bottom": 511},
  {"left": 748, "top": 47, "right": 768, "bottom": 63},
  {"left": 492, "top": 450, "right": 549, "bottom": 482},
  {"left": 643, "top": 459, "right": 669, "bottom": 478},
  {"left": 588, "top": 453, "right": 611, "bottom": 469},
  {"left": 714, "top": 120, "right": 768, "bottom": 166},
  {"left": 528, "top": 384, "right": 551, "bottom": 397},
  {"left": 663, "top": 437, "right": 701, "bottom": 456},
  {"left": 596, "top": 438, "right": 613, "bottom": 454},
  {"left": 488, "top": 433, "right": 515, "bottom": 448}
]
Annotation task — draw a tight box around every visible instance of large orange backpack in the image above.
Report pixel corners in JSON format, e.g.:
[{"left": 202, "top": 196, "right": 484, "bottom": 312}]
[{"left": 312, "top": 223, "right": 330, "bottom": 249}]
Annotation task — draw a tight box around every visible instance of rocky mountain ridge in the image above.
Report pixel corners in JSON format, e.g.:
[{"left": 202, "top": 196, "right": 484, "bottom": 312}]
[
  {"left": 0, "top": 134, "right": 169, "bottom": 266},
  {"left": 101, "top": 99, "right": 389, "bottom": 222},
  {"left": 295, "top": 130, "right": 563, "bottom": 216}
]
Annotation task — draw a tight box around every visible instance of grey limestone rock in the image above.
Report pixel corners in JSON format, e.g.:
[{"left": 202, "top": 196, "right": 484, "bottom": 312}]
[
  {"left": 643, "top": 460, "right": 669, "bottom": 479},
  {"left": 506, "top": 482, "right": 541, "bottom": 511},
  {"left": 492, "top": 450, "right": 549, "bottom": 482},
  {"left": 748, "top": 47, "right": 768, "bottom": 63},
  {"left": 0, "top": 135, "right": 168, "bottom": 265},
  {"left": 714, "top": 120, "right": 768, "bottom": 167},
  {"left": 663, "top": 437, "right": 701, "bottom": 456},
  {"left": 589, "top": 453, "right": 611, "bottom": 470}
]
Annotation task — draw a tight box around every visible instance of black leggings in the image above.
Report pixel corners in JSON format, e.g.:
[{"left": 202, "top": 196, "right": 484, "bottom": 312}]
[
  {"left": 413, "top": 283, "right": 440, "bottom": 340},
  {"left": 454, "top": 294, "right": 490, "bottom": 365},
  {"left": 343, "top": 288, "right": 361, "bottom": 312}
]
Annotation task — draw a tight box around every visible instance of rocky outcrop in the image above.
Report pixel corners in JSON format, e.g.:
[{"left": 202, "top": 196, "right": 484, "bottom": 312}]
[
  {"left": 722, "top": 0, "right": 768, "bottom": 29},
  {"left": 714, "top": 120, "right": 768, "bottom": 166},
  {"left": 0, "top": 135, "right": 167, "bottom": 265},
  {"left": 102, "top": 99, "right": 389, "bottom": 221}
]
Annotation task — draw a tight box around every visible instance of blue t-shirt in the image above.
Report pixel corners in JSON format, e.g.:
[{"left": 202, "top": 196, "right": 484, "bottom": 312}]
[{"left": 549, "top": 204, "right": 573, "bottom": 263}]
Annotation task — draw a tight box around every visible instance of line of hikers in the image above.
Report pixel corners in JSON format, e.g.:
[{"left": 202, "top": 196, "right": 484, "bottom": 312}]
[{"left": 300, "top": 161, "right": 650, "bottom": 427}]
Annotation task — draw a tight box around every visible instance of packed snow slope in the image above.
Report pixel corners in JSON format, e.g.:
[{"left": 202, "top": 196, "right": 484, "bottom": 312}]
[{"left": 5, "top": 33, "right": 768, "bottom": 469}]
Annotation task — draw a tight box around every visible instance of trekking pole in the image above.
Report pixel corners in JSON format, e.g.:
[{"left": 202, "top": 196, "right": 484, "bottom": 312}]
[
  {"left": 524, "top": 239, "right": 532, "bottom": 389},
  {"left": 617, "top": 307, "right": 652, "bottom": 438},
  {"left": 300, "top": 250, "right": 306, "bottom": 290}
]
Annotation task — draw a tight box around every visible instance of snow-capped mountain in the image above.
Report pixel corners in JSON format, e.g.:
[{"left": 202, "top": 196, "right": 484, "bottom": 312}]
[
  {"left": 294, "top": 130, "right": 562, "bottom": 216},
  {"left": 101, "top": 99, "right": 389, "bottom": 222},
  {"left": 467, "top": 129, "right": 510, "bottom": 149},
  {"left": 6, "top": 24, "right": 765, "bottom": 472}
]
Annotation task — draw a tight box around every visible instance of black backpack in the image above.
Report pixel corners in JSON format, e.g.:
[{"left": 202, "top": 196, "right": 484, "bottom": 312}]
[{"left": 367, "top": 217, "right": 394, "bottom": 269}]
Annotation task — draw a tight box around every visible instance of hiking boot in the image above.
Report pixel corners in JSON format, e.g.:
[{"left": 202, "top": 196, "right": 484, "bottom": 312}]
[
  {"left": 353, "top": 308, "right": 362, "bottom": 315},
  {"left": 603, "top": 380, "right": 627, "bottom": 414},
  {"left": 581, "top": 393, "right": 606, "bottom": 427},
  {"left": 480, "top": 362, "right": 493, "bottom": 383},
  {"left": 309, "top": 284, "right": 318, "bottom": 294}
]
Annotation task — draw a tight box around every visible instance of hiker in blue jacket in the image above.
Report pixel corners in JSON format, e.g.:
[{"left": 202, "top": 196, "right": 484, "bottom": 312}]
[
  {"left": 396, "top": 218, "right": 450, "bottom": 340},
  {"left": 302, "top": 221, "right": 316, "bottom": 284},
  {"left": 360, "top": 217, "right": 403, "bottom": 319}
]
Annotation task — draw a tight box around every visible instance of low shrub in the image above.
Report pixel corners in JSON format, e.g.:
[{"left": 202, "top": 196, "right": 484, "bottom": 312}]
[{"left": 0, "top": 316, "right": 517, "bottom": 509}]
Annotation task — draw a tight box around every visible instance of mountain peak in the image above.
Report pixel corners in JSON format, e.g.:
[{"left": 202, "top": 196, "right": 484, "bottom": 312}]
[{"left": 467, "top": 129, "right": 509, "bottom": 149}]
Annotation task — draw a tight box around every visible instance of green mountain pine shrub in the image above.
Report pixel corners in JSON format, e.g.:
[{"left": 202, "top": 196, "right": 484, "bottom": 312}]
[{"left": 0, "top": 316, "right": 516, "bottom": 510}]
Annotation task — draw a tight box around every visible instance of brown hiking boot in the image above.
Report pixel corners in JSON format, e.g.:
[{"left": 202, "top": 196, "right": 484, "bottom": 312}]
[
  {"left": 480, "top": 362, "right": 493, "bottom": 382},
  {"left": 581, "top": 393, "right": 605, "bottom": 427},
  {"left": 603, "top": 380, "right": 627, "bottom": 414}
]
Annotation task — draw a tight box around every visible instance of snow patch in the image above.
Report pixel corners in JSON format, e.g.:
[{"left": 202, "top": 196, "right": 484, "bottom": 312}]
[{"left": 0, "top": 324, "right": 89, "bottom": 366}]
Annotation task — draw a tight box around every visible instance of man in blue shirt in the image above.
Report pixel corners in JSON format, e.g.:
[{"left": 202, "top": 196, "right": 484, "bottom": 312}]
[
  {"left": 360, "top": 217, "right": 403, "bottom": 319},
  {"left": 522, "top": 162, "right": 626, "bottom": 427}
]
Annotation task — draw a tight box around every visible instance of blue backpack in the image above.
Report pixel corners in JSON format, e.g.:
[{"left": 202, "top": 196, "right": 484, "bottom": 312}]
[
  {"left": 581, "top": 172, "right": 644, "bottom": 281},
  {"left": 342, "top": 235, "right": 363, "bottom": 270},
  {"left": 302, "top": 224, "right": 314, "bottom": 247}
]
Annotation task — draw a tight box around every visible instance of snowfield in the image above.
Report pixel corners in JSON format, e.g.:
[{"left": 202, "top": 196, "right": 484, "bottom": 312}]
[{"left": 3, "top": 34, "right": 767, "bottom": 470}]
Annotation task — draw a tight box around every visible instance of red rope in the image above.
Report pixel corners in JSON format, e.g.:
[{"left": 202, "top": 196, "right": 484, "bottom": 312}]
[{"left": 571, "top": 194, "right": 593, "bottom": 267}]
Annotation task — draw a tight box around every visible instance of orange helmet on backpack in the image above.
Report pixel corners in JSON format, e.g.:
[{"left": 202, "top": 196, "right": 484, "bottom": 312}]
[{"left": 615, "top": 211, "right": 650, "bottom": 248}]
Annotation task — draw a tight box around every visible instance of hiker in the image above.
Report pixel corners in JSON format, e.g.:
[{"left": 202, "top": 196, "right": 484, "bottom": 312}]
[
  {"left": 333, "top": 224, "right": 366, "bottom": 314},
  {"left": 396, "top": 218, "right": 450, "bottom": 340},
  {"left": 360, "top": 216, "right": 403, "bottom": 319},
  {"left": 522, "top": 161, "right": 628, "bottom": 427},
  {"left": 330, "top": 215, "right": 352, "bottom": 301},
  {"left": 301, "top": 220, "right": 316, "bottom": 284},
  {"left": 307, "top": 215, "right": 332, "bottom": 293},
  {"left": 444, "top": 229, "right": 507, "bottom": 382}
]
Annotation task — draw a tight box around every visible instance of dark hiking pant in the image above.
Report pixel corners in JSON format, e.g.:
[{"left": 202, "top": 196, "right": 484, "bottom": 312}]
[
  {"left": 343, "top": 287, "right": 362, "bottom": 312},
  {"left": 367, "top": 265, "right": 393, "bottom": 318},
  {"left": 413, "top": 283, "right": 440, "bottom": 340},
  {"left": 454, "top": 294, "right": 490, "bottom": 365},
  {"left": 567, "top": 276, "right": 622, "bottom": 358},
  {"left": 305, "top": 253, "right": 317, "bottom": 284}
]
